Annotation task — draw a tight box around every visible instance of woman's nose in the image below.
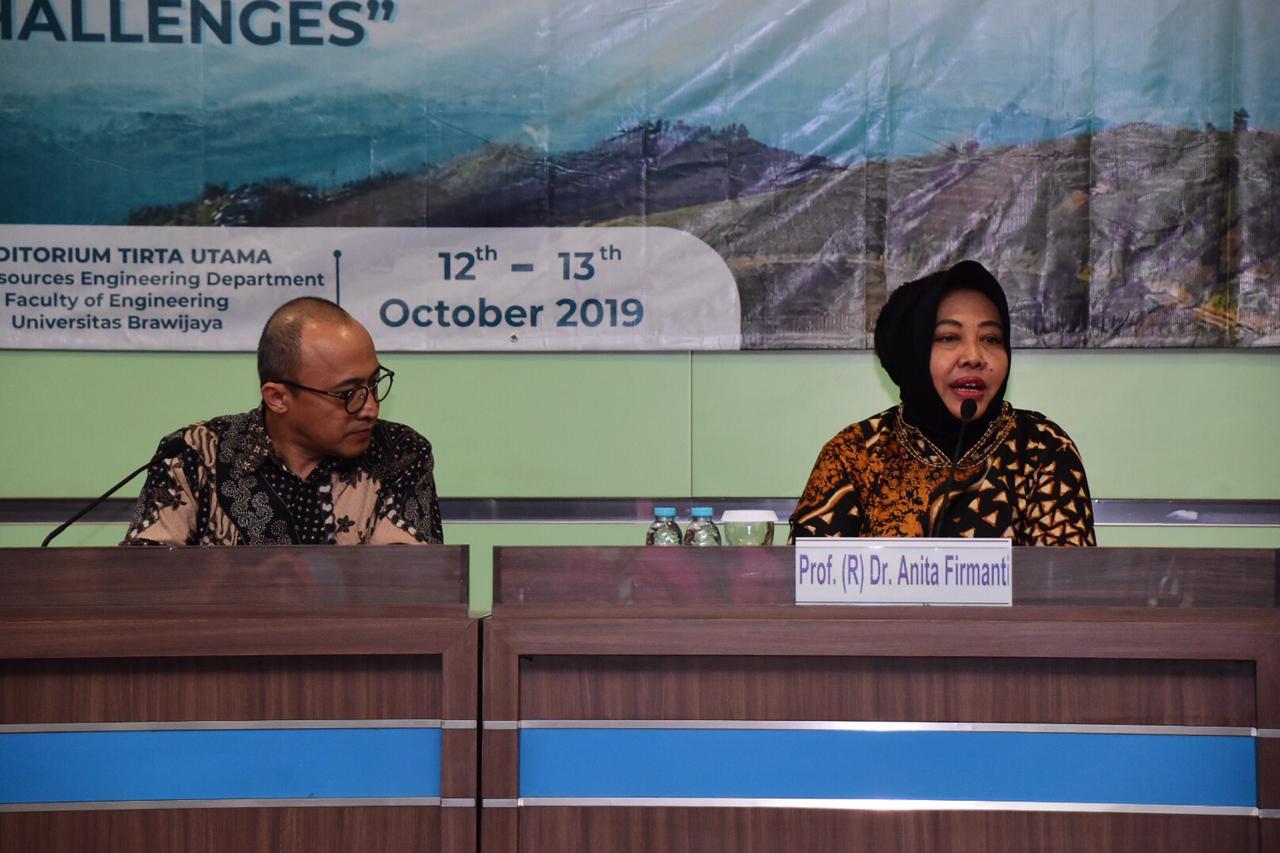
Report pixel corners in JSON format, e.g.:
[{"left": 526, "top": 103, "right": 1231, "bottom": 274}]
[{"left": 959, "top": 337, "right": 984, "bottom": 366}]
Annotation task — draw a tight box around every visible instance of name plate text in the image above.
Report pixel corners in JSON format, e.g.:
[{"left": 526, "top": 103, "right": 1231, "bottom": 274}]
[{"left": 794, "top": 538, "right": 1012, "bottom": 606}]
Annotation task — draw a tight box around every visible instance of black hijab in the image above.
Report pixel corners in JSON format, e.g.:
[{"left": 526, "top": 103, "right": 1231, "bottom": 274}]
[{"left": 873, "top": 260, "right": 1012, "bottom": 456}]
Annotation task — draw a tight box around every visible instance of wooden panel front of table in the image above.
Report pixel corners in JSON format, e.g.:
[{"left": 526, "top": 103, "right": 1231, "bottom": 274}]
[
  {"left": 484, "top": 547, "right": 1279, "bottom": 853},
  {"left": 0, "top": 546, "right": 477, "bottom": 853}
]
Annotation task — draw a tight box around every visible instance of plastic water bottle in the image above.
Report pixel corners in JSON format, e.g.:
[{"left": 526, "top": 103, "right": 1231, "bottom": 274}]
[
  {"left": 683, "top": 506, "right": 722, "bottom": 546},
  {"left": 645, "top": 506, "right": 683, "bottom": 546}
]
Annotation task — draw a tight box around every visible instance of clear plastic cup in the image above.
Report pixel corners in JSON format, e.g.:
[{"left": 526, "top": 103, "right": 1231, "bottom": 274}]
[{"left": 720, "top": 510, "right": 778, "bottom": 546}]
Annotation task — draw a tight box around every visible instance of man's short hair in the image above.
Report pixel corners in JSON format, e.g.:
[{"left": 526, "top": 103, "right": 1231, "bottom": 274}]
[{"left": 257, "top": 297, "right": 354, "bottom": 385}]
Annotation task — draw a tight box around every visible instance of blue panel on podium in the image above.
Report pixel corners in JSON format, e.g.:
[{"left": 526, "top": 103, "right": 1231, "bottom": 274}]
[
  {"left": 520, "top": 728, "right": 1255, "bottom": 807},
  {"left": 0, "top": 728, "right": 441, "bottom": 804}
]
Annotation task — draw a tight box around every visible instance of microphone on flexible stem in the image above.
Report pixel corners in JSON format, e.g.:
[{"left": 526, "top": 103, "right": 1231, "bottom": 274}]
[
  {"left": 928, "top": 398, "right": 978, "bottom": 537},
  {"left": 41, "top": 456, "right": 160, "bottom": 548}
]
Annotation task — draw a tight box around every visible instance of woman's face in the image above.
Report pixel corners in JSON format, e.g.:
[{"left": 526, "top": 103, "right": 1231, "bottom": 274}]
[{"left": 929, "top": 289, "right": 1009, "bottom": 421}]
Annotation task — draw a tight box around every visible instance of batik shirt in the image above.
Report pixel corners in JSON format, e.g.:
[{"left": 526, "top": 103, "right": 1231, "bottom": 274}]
[
  {"left": 790, "top": 403, "right": 1095, "bottom": 546},
  {"left": 123, "top": 408, "right": 443, "bottom": 546}
]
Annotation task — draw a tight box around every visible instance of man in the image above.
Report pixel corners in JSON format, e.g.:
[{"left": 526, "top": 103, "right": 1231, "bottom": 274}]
[{"left": 123, "top": 298, "right": 443, "bottom": 545}]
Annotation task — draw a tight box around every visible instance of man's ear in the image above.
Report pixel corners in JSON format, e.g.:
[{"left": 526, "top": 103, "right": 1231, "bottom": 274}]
[{"left": 261, "top": 382, "right": 290, "bottom": 415}]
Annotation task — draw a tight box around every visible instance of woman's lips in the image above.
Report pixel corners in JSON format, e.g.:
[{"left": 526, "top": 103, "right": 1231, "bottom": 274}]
[{"left": 949, "top": 377, "right": 987, "bottom": 398}]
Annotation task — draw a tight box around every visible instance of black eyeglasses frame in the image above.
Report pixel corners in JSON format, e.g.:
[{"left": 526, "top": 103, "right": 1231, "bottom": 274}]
[{"left": 272, "top": 367, "right": 394, "bottom": 414}]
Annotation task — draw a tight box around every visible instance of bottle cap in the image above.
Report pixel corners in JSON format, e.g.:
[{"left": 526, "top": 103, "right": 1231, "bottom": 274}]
[
  {"left": 690, "top": 506, "right": 713, "bottom": 518},
  {"left": 654, "top": 506, "right": 676, "bottom": 518}
]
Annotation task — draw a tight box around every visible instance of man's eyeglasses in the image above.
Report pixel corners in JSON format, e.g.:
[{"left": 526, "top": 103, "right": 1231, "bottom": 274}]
[{"left": 274, "top": 368, "right": 394, "bottom": 414}]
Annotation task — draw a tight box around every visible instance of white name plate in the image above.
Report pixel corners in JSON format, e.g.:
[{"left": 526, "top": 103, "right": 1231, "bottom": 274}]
[{"left": 794, "top": 538, "right": 1012, "bottom": 606}]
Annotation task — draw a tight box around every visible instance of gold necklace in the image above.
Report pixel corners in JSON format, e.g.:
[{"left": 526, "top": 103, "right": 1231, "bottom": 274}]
[{"left": 893, "top": 402, "right": 1013, "bottom": 469}]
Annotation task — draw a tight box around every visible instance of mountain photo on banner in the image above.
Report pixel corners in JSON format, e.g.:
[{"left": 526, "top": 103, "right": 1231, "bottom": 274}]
[{"left": 1, "top": 0, "right": 1276, "bottom": 347}]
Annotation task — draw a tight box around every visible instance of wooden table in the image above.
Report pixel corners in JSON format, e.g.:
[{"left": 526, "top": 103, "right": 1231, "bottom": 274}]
[
  {"left": 0, "top": 546, "right": 477, "bottom": 853},
  {"left": 484, "top": 547, "right": 1280, "bottom": 853}
]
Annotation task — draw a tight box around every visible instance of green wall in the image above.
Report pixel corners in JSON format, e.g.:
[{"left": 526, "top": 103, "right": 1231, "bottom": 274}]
[
  {"left": 3, "top": 348, "right": 1279, "bottom": 613},
  {"left": 5, "top": 349, "right": 1278, "bottom": 499}
]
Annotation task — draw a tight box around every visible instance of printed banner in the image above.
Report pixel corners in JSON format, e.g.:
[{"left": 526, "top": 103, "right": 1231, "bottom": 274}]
[
  {"left": 0, "top": 225, "right": 740, "bottom": 350},
  {"left": 1, "top": 0, "right": 1277, "bottom": 350}
]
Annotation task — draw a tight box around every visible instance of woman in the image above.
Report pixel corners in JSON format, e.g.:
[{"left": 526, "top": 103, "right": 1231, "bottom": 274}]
[{"left": 790, "top": 260, "right": 1095, "bottom": 545}]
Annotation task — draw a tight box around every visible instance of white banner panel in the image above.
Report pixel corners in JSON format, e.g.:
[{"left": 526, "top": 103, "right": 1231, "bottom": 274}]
[
  {"left": 0, "top": 225, "right": 741, "bottom": 351},
  {"left": 794, "top": 538, "right": 1013, "bottom": 606}
]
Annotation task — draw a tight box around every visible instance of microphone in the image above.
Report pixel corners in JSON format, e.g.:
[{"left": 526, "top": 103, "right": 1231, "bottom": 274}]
[
  {"left": 928, "top": 398, "right": 978, "bottom": 537},
  {"left": 41, "top": 455, "right": 162, "bottom": 548}
]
